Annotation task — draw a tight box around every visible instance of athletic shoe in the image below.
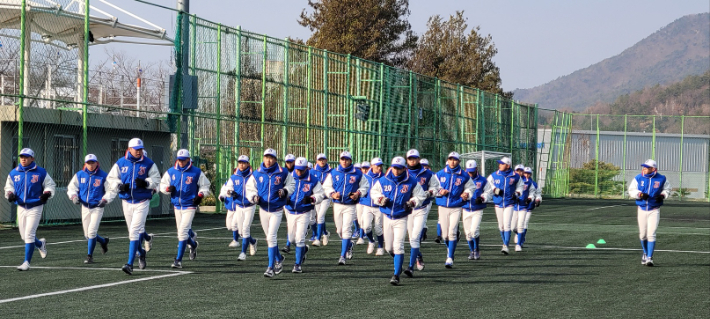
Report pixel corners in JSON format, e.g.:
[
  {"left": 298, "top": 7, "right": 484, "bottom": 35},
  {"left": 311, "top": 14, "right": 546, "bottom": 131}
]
[
  {"left": 38, "top": 238, "right": 47, "bottom": 258},
  {"left": 171, "top": 259, "right": 182, "bottom": 269},
  {"left": 416, "top": 255, "right": 425, "bottom": 271},
  {"left": 292, "top": 264, "right": 302, "bottom": 273},
  {"left": 250, "top": 239, "right": 258, "bottom": 256},
  {"left": 375, "top": 248, "right": 384, "bottom": 256},
  {"left": 473, "top": 249, "right": 480, "bottom": 260},
  {"left": 641, "top": 254, "right": 648, "bottom": 265},
  {"left": 338, "top": 256, "right": 346, "bottom": 265},
  {"left": 356, "top": 238, "right": 365, "bottom": 245},
  {"left": 645, "top": 257, "right": 654, "bottom": 267},
  {"left": 138, "top": 254, "right": 147, "bottom": 269},
  {"left": 434, "top": 236, "right": 442, "bottom": 244},
  {"left": 403, "top": 267, "right": 414, "bottom": 278},
  {"left": 312, "top": 239, "right": 322, "bottom": 247},
  {"left": 144, "top": 233, "right": 154, "bottom": 252},
  {"left": 346, "top": 243, "right": 354, "bottom": 260},
  {"left": 17, "top": 261, "right": 30, "bottom": 271},
  {"left": 390, "top": 275, "right": 400, "bottom": 285},
  {"left": 467, "top": 252, "right": 475, "bottom": 261},
  {"left": 189, "top": 241, "right": 199, "bottom": 260},
  {"left": 515, "top": 244, "right": 522, "bottom": 252},
  {"left": 367, "top": 242, "right": 376, "bottom": 254},
  {"left": 122, "top": 263, "right": 133, "bottom": 275},
  {"left": 84, "top": 255, "right": 94, "bottom": 264},
  {"left": 264, "top": 267, "right": 274, "bottom": 278},
  {"left": 274, "top": 258, "right": 284, "bottom": 275},
  {"left": 237, "top": 252, "right": 247, "bottom": 261},
  {"left": 501, "top": 245, "right": 509, "bottom": 255},
  {"left": 229, "top": 240, "right": 240, "bottom": 248},
  {"left": 100, "top": 237, "right": 109, "bottom": 254},
  {"left": 302, "top": 246, "right": 310, "bottom": 264},
  {"left": 445, "top": 258, "right": 453, "bottom": 268},
  {"left": 281, "top": 245, "right": 291, "bottom": 254},
  {"left": 351, "top": 231, "right": 360, "bottom": 239},
  {"left": 191, "top": 231, "right": 197, "bottom": 243},
  {"left": 322, "top": 231, "right": 330, "bottom": 246}
]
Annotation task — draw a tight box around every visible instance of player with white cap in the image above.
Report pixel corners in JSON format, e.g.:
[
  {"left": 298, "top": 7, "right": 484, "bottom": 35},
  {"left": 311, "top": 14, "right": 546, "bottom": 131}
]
[
  {"left": 370, "top": 156, "right": 427, "bottom": 285},
  {"left": 419, "top": 158, "right": 433, "bottom": 241},
  {"left": 404, "top": 149, "right": 441, "bottom": 274},
  {"left": 281, "top": 153, "right": 297, "bottom": 254},
  {"left": 517, "top": 166, "right": 541, "bottom": 249},
  {"left": 481, "top": 156, "right": 527, "bottom": 255},
  {"left": 434, "top": 151, "right": 475, "bottom": 268},
  {"left": 462, "top": 159, "right": 488, "bottom": 260},
  {"left": 628, "top": 159, "right": 670, "bottom": 266},
  {"left": 358, "top": 157, "right": 386, "bottom": 255},
  {"left": 106, "top": 138, "right": 162, "bottom": 275},
  {"left": 284, "top": 157, "right": 325, "bottom": 273},
  {"left": 354, "top": 160, "right": 372, "bottom": 244},
  {"left": 310, "top": 153, "right": 333, "bottom": 246},
  {"left": 245, "top": 148, "right": 295, "bottom": 277},
  {"left": 220, "top": 155, "right": 259, "bottom": 261},
  {"left": 5, "top": 148, "right": 56, "bottom": 271},
  {"left": 67, "top": 154, "right": 114, "bottom": 264},
  {"left": 510, "top": 164, "right": 526, "bottom": 243},
  {"left": 322, "top": 151, "right": 370, "bottom": 265}
]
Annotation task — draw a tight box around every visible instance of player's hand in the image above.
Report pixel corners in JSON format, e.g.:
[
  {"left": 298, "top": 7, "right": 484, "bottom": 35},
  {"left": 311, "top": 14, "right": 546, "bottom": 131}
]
[
  {"left": 639, "top": 193, "right": 649, "bottom": 200},
  {"left": 278, "top": 189, "right": 288, "bottom": 199},
  {"left": 252, "top": 195, "right": 260, "bottom": 204},
  {"left": 167, "top": 185, "right": 177, "bottom": 193},
  {"left": 229, "top": 190, "right": 239, "bottom": 199},
  {"left": 192, "top": 193, "right": 203, "bottom": 206},
  {"left": 654, "top": 194, "right": 664, "bottom": 203},
  {"left": 493, "top": 188, "right": 502, "bottom": 196},
  {"left": 303, "top": 196, "right": 314, "bottom": 204},
  {"left": 534, "top": 199, "right": 541, "bottom": 207},
  {"left": 475, "top": 197, "right": 484, "bottom": 204},
  {"left": 461, "top": 193, "right": 470, "bottom": 201},
  {"left": 134, "top": 178, "right": 148, "bottom": 189},
  {"left": 525, "top": 197, "right": 532, "bottom": 205},
  {"left": 439, "top": 189, "right": 450, "bottom": 196},
  {"left": 40, "top": 191, "right": 51, "bottom": 203},
  {"left": 331, "top": 192, "right": 341, "bottom": 200},
  {"left": 426, "top": 190, "right": 435, "bottom": 198},
  {"left": 378, "top": 197, "right": 389, "bottom": 206},
  {"left": 405, "top": 200, "right": 417, "bottom": 209},
  {"left": 349, "top": 191, "right": 360, "bottom": 201},
  {"left": 97, "top": 199, "right": 107, "bottom": 208},
  {"left": 118, "top": 183, "right": 131, "bottom": 192},
  {"left": 71, "top": 195, "right": 80, "bottom": 205},
  {"left": 7, "top": 192, "right": 16, "bottom": 202},
  {"left": 218, "top": 196, "right": 225, "bottom": 202}
]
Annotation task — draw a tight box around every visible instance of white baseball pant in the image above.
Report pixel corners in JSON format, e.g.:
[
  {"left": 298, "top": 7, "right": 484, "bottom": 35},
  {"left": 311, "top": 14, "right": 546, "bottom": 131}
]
[
  {"left": 383, "top": 215, "right": 408, "bottom": 255},
  {"left": 515, "top": 208, "right": 529, "bottom": 233},
  {"left": 259, "top": 208, "right": 283, "bottom": 248},
  {"left": 81, "top": 206, "right": 104, "bottom": 239},
  {"left": 423, "top": 202, "right": 432, "bottom": 229},
  {"left": 511, "top": 209, "right": 519, "bottom": 230},
  {"left": 313, "top": 198, "right": 331, "bottom": 225},
  {"left": 462, "top": 209, "right": 483, "bottom": 240},
  {"left": 495, "top": 206, "right": 514, "bottom": 232},
  {"left": 229, "top": 206, "right": 256, "bottom": 238},
  {"left": 226, "top": 210, "right": 237, "bottom": 231},
  {"left": 332, "top": 203, "right": 356, "bottom": 239},
  {"left": 638, "top": 208, "right": 660, "bottom": 241},
  {"left": 174, "top": 208, "right": 197, "bottom": 241},
  {"left": 356, "top": 204, "right": 363, "bottom": 224},
  {"left": 360, "top": 205, "right": 383, "bottom": 237},
  {"left": 407, "top": 207, "right": 428, "bottom": 248},
  {"left": 438, "top": 206, "right": 462, "bottom": 241},
  {"left": 286, "top": 212, "right": 310, "bottom": 248},
  {"left": 17, "top": 205, "right": 43, "bottom": 243},
  {"left": 122, "top": 200, "right": 150, "bottom": 241}
]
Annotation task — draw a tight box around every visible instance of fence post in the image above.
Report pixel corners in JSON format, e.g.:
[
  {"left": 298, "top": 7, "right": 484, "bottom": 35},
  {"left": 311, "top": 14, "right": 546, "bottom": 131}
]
[
  {"left": 678, "top": 115, "right": 684, "bottom": 201},
  {"left": 323, "top": 50, "right": 329, "bottom": 156},
  {"left": 306, "top": 47, "right": 312, "bottom": 159},
  {"left": 233, "top": 25, "right": 242, "bottom": 166},
  {"left": 622, "top": 114, "right": 628, "bottom": 198},
  {"left": 17, "top": 0, "right": 27, "bottom": 153},
  {"left": 281, "top": 39, "right": 290, "bottom": 158},
  {"left": 82, "top": 0, "right": 90, "bottom": 158},
  {"left": 651, "top": 116, "right": 656, "bottom": 159},
  {"left": 594, "top": 114, "right": 600, "bottom": 198},
  {"left": 215, "top": 24, "right": 223, "bottom": 213}
]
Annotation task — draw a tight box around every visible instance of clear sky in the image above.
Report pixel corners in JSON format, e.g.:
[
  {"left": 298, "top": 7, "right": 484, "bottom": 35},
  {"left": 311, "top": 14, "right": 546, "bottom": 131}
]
[{"left": 93, "top": 0, "right": 709, "bottom": 91}]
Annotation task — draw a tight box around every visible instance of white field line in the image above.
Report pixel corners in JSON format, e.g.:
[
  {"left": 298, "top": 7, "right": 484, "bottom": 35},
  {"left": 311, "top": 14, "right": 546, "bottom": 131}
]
[
  {"left": 587, "top": 204, "right": 626, "bottom": 211},
  {"left": 0, "top": 266, "right": 192, "bottom": 304},
  {"left": 478, "top": 221, "right": 710, "bottom": 231},
  {"left": 531, "top": 245, "right": 710, "bottom": 254}
]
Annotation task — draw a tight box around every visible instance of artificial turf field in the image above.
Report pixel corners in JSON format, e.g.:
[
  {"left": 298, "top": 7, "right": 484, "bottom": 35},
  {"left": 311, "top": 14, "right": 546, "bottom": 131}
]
[{"left": 0, "top": 199, "right": 708, "bottom": 318}]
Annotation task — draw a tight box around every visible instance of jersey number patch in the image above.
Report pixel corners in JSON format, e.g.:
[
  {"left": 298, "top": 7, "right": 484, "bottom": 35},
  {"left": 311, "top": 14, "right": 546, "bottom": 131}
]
[
  {"left": 14, "top": 175, "right": 20, "bottom": 182},
  {"left": 384, "top": 185, "right": 393, "bottom": 192}
]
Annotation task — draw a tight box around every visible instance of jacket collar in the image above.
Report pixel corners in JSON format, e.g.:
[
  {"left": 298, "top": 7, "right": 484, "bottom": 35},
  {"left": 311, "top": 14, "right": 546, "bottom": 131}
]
[
  {"left": 258, "top": 163, "right": 282, "bottom": 175},
  {"left": 124, "top": 150, "right": 144, "bottom": 163},
  {"left": 16, "top": 162, "right": 37, "bottom": 172},
  {"left": 444, "top": 165, "right": 462, "bottom": 175},
  {"left": 234, "top": 167, "right": 253, "bottom": 177},
  {"left": 367, "top": 170, "right": 383, "bottom": 179},
  {"left": 315, "top": 164, "right": 331, "bottom": 172},
  {"left": 337, "top": 164, "right": 356, "bottom": 174},
  {"left": 385, "top": 169, "right": 409, "bottom": 184},
  {"left": 174, "top": 160, "right": 193, "bottom": 172}
]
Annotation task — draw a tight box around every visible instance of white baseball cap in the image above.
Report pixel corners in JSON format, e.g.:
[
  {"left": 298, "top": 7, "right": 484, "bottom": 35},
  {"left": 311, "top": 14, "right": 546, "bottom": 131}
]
[
  {"left": 371, "top": 157, "right": 383, "bottom": 166},
  {"left": 465, "top": 160, "right": 478, "bottom": 172},
  {"left": 84, "top": 154, "right": 98, "bottom": 163},
  {"left": 498, "top": 157, "right": 512, "bottom": 166},
  {"left": 406, "top": 149, "right": 420, "bottom": 159},
  {"left": 128, "top": 138, "right": 144, "bottom": 150},
  {"left": 294, "top": 157, "right": 308, "bottom": 170},
  {"left": 447, "top": 152, "right": 460, "bottom": 160},
  {"left": 514, "top": 164, "right": 525, "bottom": 171},
  {"left": 420, "top": 158, "right": 430, "bottom": 166},
  {"left": 354, "top": 163, "right": 361, "bottom": 169},
  {"left": 285, "top": 154, "right": 296, "bottom": 162},
  {"left": 176, "top": 149, "right": 190, "bottom": 160},
  {"left": 390, "top": 156, "right": 406, "bottom": 169},
  {"left": 641, "top": 159, "right": 657, "bottom": 169},
  {"left": 524, "top": 166, "right": 533, "bottom": 174},
  {"left": 339, "top": 151, "right": 352, "bottom": 160},
  {"left": 19, "top": 148, "right": 35, "bottom": 157},
  {"left": 238, "top": 155, "right": 250, "bottom": 163},
  {"left": 307, "top": 162, "right": 314, "bottom": 169},
  {"left": 361, "top": 161, "right": 371, "bottom": 168},
  {"left": 316, "top": 153, "right": 327, "bottom": 160},
  {"left": 263, "top": 148, "right": 277, "bottom": 158}
]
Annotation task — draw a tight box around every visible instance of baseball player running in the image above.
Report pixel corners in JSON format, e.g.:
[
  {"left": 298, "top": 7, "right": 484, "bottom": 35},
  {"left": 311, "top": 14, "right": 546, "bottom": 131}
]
[
  {"left": 160, "top": 149, "right": 211, "bottom": 268},
  {"left": 323, "top": 151, "right": 369, "bottom": 265},
  {"left": 5, "top": 148, "right": 55, "bottom": 271},
  {"left": 512, "top": 164, "right": 533, "bottom": 252},
  {"left": 434, "top": 152, "right": 474, "bottom": 268},
  {"left": 462, "top": 160, "right": 487, "bottom": 260},
  {"left": 419, "top": 158, "right": 433, "bottom": 242},
  {"left": 628, "top": 159, "right": 670, "bottom": 266},
  {"left": 219, "top": 155, "right": 259, "bottom": 261},
  {"left": 310, "top": 153, "right": 333, "bottom": 246},
  {"left": 370, "top": 156, "right": 426, "bottom": 285},
  {"left": 107, "top": 138, "right": 161, "bottom": 275},
  {"left": 354, "top": 161, "right": 371, "bottom": 244},
  {"left": 67, "top": 154, "right": 113, "bottom": 264},
  {"left": 481, "top": 156, "right": 525, "bottom": 255},
  {"left": 282, "top": 154, "right": 297, "bottom": 253},
  {"left": 245, "top": 148, "right": 295, "bottom": 278},
  {"left": 517, "top": 166, "right": 541, "bottom": 249},
  {"left": 405, "top": 149, "right": 441, "bottom": 272},
  {"left": 358, "top": 158, "right": 385, "bottom": 255},
  {"left": 285, "top": 157, "right": 325, "bottom": 273}
]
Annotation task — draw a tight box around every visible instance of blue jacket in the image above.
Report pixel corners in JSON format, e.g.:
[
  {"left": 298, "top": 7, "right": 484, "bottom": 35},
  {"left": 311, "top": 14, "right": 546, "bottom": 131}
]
[
  {"left": 7, "top": 162, "right": 52, "bottom": 208},
  {"left": 375, "top": 170, "right": 421, "bottom": 219},
  {"left": 515, "top": 177, "right": 533, "bottom": 210},
  {"left": 359, "top": 170, "right": 383, "bottom": 207},
  {"left": 632, "top": 172, "right": 668, "bottom": 211},
  {"left": 325, "top": 165, "right": 366, "bottom": 206},
  {"left": 286, "top": 171, "right": 322, "bottom": 214},
  {"left": 223, "top": 167, "right": 254, "bottom": 210},
  {"left": 464, "top": 173, "right": 488, "bottom": 212},
  {"left": 435, "top": 165, "right": 472, "bottom": 208},
  {"left": 164, "top": 161, "right": 205, "bottom": 209},
  {"left": 247, "top": 163, "right": 293, "bottom": 212},
  {"left": 526, "top": 180, "right": 539, "bottom": 211},
  {"left": 73, "top": 167, "right": 109, "bottom": 208},
  {"left": 312, "top": 164, "right": 332, "bottom": 184},
  {"left": 113, "top": 152, "right": 158, "bottom": 203},
  {"left": 409, "top": 166, "right": 436, "bottom": 207},
  {"left": 487, "top": 169, "right": 522, "bottom": 208}
]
